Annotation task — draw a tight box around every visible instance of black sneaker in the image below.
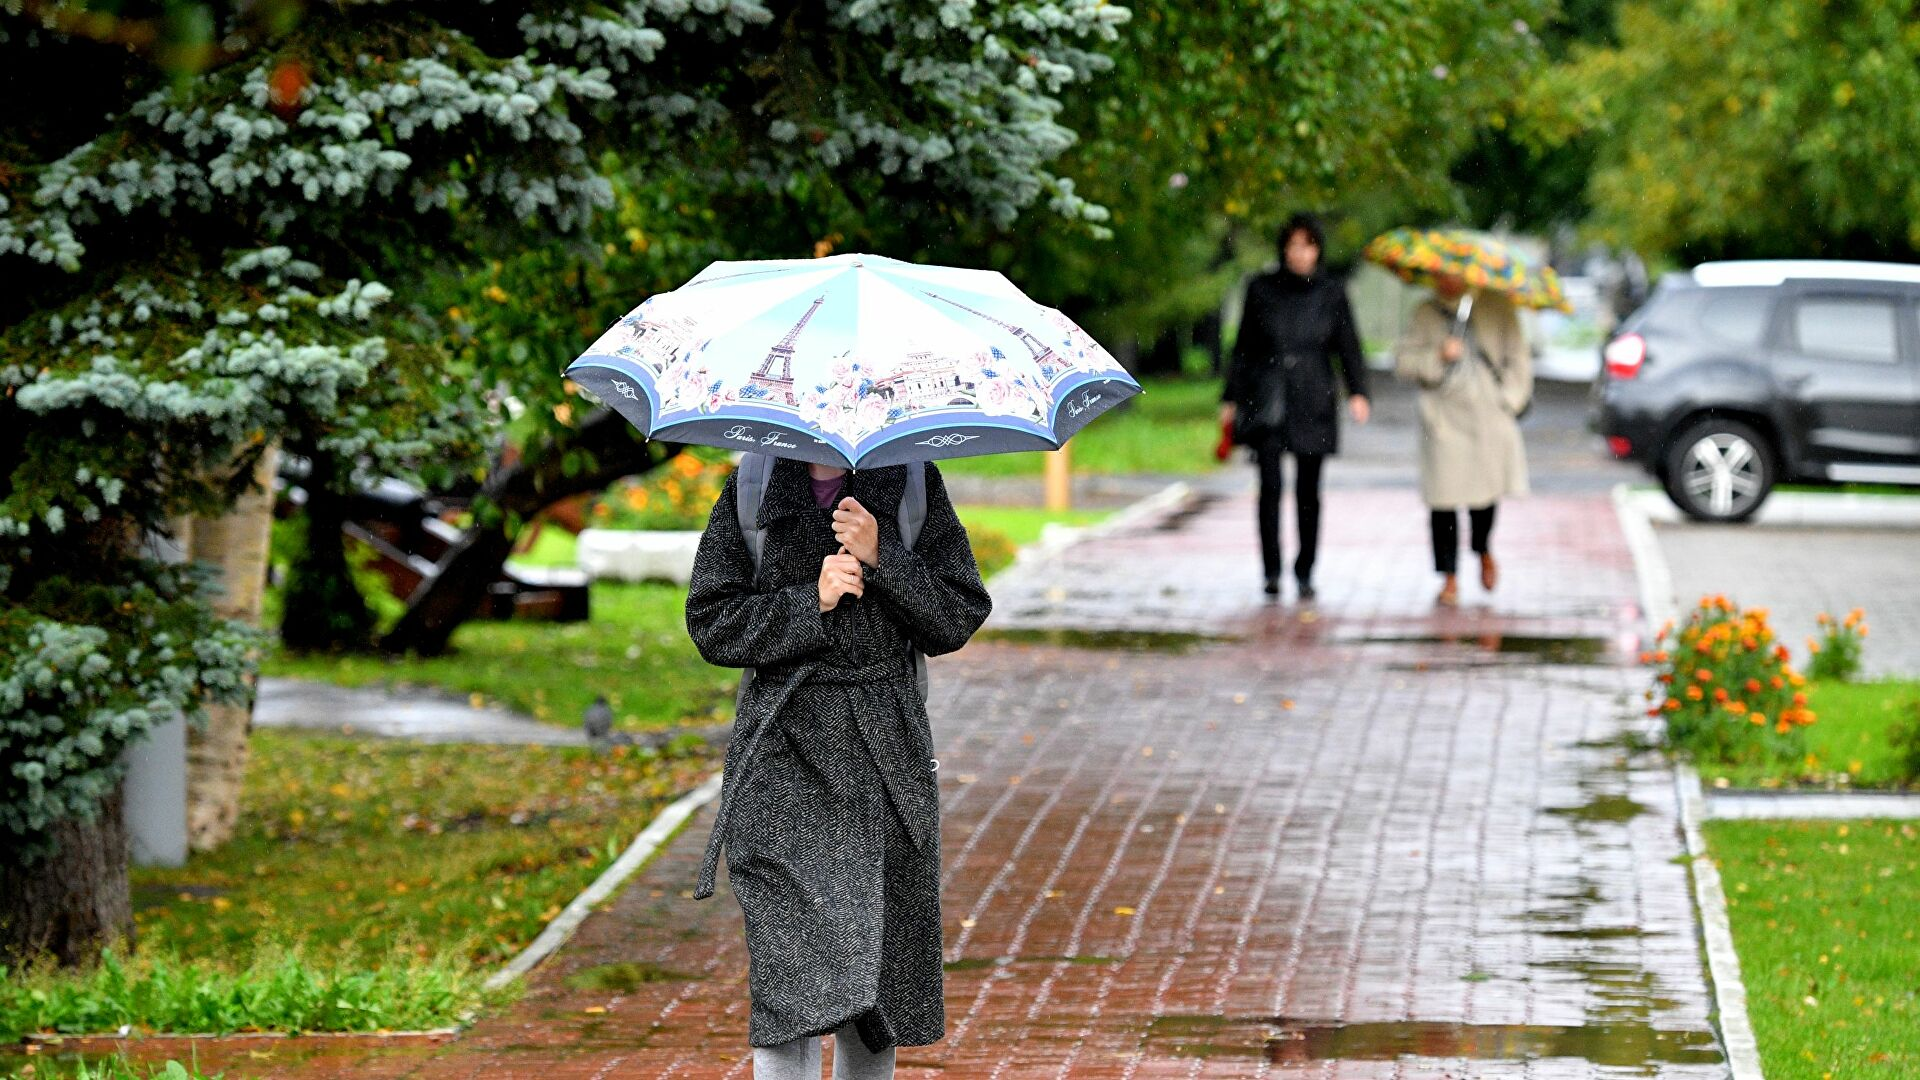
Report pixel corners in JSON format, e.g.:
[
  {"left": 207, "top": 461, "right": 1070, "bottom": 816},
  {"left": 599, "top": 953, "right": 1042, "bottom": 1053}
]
[
  {"left": 1263, "top": 575, "right": 1281, "bottom": 597},
  {"left": 1296, "top": 579, "right": 1317, "bottom": 601}
]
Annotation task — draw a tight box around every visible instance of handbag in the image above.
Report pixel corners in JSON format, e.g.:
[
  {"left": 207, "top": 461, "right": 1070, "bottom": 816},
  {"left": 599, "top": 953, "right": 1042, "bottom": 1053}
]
[{"left": 1230, "top": 360, "right": 1291, "bottom": 446}]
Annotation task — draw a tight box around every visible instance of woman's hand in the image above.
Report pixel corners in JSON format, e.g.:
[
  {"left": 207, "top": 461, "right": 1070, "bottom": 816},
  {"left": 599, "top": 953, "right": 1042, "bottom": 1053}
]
[
  {"left": 818, "top": 552, "right": 865, "bottom": 612},
  {"left": 1348, "top": 395, "right": 1371, "bottom": 424},
  {"left": 1441, "top": 337, "right": 1465, "bottom": 364},
  {"left": 831, "top": 496, "right": 880, "bottom": 566},
  {"left": 1219, "top": 402, "right": 1236, "bottom": 428}
]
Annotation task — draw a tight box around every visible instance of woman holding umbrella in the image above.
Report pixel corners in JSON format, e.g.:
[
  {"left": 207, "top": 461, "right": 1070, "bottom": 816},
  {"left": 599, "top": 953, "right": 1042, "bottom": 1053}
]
[
  {"left": 564, "top": 253, "right": 1139, "bottom": 1077},
  {"left": 1368, "top": 228, "right": 1561, "bottom": 607},
  {"left": 1219, "top": 212, "right": 1372, "bottom": 601},
  {"left": 1390, "top": 265, "right": 1535, "bottom": 607}
]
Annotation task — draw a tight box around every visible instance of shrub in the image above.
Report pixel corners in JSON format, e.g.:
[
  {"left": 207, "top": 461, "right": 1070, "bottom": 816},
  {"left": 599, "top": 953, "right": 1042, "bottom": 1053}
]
[
  {"left": 1889, "top": 698, "right": 1920, "bottom": 787},
  {"left": 589, "top": 450, "right": 733, "bottom": 531},
  {"left": 1645, "top": 596, "right": 1814, "bottom": 766},
  {"left": 1807, "top": 608, "right": 1868, "bottom": 682},
  {"left": 967, "top": 524, "right": 1020, "bottom": 580}
]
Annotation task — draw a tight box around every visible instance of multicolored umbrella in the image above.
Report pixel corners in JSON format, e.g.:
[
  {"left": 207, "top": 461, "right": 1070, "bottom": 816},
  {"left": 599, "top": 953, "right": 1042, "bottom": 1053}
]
[
  {"left": 563, "top": 253, "right": 1139, "bottom": 468},
  {"left": 1363, "top": 227, "right": 1573, "bottom": 313}
]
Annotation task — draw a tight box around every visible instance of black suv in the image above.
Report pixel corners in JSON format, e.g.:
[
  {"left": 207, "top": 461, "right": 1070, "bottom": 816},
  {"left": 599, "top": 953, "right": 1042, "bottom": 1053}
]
[{"left": 1594, "top": 260, "right": 1920, "bottom": 521}]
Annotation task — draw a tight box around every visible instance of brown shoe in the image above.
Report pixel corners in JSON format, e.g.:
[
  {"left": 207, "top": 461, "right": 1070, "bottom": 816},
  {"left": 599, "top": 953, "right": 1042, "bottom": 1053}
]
[
  {"left": 1480, "top": 553, "right": 1499, "bottom": 592},
  {"left": 1436, "top": 575, "right": 1460, "bottom": 607}
]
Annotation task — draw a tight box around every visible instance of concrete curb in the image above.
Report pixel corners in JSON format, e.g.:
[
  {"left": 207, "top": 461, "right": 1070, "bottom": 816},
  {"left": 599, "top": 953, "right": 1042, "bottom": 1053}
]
[
  {"left": 1675, "top": 764, "right": 1767, "bottom": 1080},
  {"left": 1004, "top": 480, "right": 1193, "bottom": 569},
  {"left": 1705, "top": 789, "right": 1920, "bottom": 820},
  {"left": 1614, "top": 483, "right": 1763, "bottom": 1080},
  {"left": 484, "top": 770, "right": 725, "bottom": 992},
  {"left": 1627, "top": 486, "right": 1920, "bottom": 529}
]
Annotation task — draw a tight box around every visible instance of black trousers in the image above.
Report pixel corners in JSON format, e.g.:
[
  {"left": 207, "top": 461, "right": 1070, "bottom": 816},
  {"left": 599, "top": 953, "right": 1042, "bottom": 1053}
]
[
  {"left": 1254, "top": 439, "right": 1324, "bottom": 583},
  {"left": 1431, "top": 504, "right": 1497, "bottom": 574}
]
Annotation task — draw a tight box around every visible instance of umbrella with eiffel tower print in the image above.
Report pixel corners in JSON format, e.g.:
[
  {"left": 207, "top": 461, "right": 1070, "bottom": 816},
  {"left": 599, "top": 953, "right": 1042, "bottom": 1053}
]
[{"left": 562, "top": 253, "right": 1141, "bottom": 468}]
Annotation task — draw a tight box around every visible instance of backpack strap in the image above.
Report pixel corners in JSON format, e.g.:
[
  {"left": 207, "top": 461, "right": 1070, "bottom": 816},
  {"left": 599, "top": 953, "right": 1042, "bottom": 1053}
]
[
  {"left": 735, "top": 452, "right": 774, "bottom": 568},
  {"left": 899, "top": 462, "right": 931, "bottom": 705},
  {"left": 733, "top": 453, "right": 775, "bottom": 708}
]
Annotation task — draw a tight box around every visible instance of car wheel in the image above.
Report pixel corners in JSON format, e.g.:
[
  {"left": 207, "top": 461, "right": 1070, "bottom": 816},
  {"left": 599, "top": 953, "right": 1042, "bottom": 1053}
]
[{"left": 1663, "top": 418, "right": 1774, "bottom": 522}]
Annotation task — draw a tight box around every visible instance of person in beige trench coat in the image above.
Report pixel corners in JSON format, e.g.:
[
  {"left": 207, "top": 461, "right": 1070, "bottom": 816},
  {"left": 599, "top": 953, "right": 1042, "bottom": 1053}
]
[{"left": 1393, "top": 276, "right": 1532, "bottom": 606}]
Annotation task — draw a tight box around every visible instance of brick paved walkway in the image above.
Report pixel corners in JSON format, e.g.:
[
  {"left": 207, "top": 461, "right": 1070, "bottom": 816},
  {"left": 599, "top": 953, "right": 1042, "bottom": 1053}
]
[
  {"left": 1654, "top": 522, "right": 1920, "bottom": 678},
  {"left": 212, "top": 486, "right": 1727, "bottom": 1078}
]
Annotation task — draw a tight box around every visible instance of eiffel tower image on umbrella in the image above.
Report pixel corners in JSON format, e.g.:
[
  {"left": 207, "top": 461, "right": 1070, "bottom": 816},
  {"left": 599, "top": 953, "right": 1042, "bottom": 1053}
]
[
  {"left": 749, "top": 294, "right": 826, "bottom": 406},
  {"left": 926, "top": 292, "right": 1058, "bottom": 367}
]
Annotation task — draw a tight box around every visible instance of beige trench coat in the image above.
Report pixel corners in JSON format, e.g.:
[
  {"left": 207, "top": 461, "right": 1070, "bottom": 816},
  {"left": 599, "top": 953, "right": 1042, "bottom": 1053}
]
[{"left": 1393, "top": 294, "right": 1532, "bottom": 509}]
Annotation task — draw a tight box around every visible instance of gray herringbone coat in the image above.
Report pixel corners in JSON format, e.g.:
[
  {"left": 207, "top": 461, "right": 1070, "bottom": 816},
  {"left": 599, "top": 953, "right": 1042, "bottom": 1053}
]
[{"left": 685, "top": 458, "right": 991, "bottom": 1052}]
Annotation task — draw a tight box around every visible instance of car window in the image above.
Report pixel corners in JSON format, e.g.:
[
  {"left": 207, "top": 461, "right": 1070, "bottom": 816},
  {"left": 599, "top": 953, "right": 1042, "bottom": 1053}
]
[
  {"left": 1792, "top": 295, "right": 1900, "bottom": 363},
  {"left": 1697, "top": 289, "right": 1772, "bottom": 345}
]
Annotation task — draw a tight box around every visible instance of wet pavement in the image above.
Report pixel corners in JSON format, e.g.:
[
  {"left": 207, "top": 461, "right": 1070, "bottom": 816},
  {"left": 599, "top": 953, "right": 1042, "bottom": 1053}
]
[
  {"left": 254, "top": 678, "right": 583, "bottom": 745},
  {"left": 162, "top": 471, "right": 1728, "bottom": 1078}
]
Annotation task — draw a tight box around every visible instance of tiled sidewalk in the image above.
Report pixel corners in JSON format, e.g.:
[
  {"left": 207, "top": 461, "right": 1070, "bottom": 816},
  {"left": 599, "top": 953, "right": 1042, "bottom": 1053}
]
[{"left": 223, "top": 488, "right": 1727, "bottom": 1078}]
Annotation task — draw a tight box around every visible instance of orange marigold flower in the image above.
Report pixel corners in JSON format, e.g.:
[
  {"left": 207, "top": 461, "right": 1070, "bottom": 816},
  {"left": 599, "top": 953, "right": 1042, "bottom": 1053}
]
[
  {"left": 1770, "top": 676, "right": 1786, "bottom": 690},
  {"left": 1639, "top": 651, "right": 1655, "bottom": 665},
  {"left": 1654, "top": 650, "right": 1669, "bottom": 663},
  {"left": 1741, "top": 636, "right": 1758, "bottom": 651},
  {"left": 1659, "top": 674, "right": 1674, "bottom": 685},
  {"left": 1664, "top": 699, "right": 1681, "bottom": 713},
  {"left": 1775, "top": 720, "right": 1791, "bottom": 734},
  {"left": 1686, "top": 686, "right": 1704, "bottom": 701},
  {"left": 1792, "top": 692, "right": 1807, "bottom": 706},
  {"left": 1789, "top": 673, "right": 1806, "bottom": 688},
  {"left": 1749, "top": 713, "right": 1765, "bottom": 725},
  {"left": 1726, "top": 701, "right": 1747, "bottom": 715},
  {"left": 1745, "top": 679, "right": 1762, "bottom": 694},
  {"left": 1807, "top": 639, "right": 1822, "bottom": 654},
  {"left": 1695, "top": 669, "right": 1714, "bottom": 682},
  {"left": 1713, "top": 687, "right": 1730, "bottom": 703}
]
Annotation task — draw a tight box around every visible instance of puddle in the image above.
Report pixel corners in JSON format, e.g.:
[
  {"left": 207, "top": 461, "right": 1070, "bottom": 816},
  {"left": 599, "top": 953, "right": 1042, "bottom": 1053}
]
[
  {"left": 1265, "top": 1019, "right": 1722, "bottom": 1066},
  {"left": 1150, "top": 493, "right": 1221, "bottom": 532},
  {"left": 1352, "top": 633, "right": 1614, "bottom": 666},
  {"left": 562, "top": 960, "right": 700, "bottom": 991},
  {"left": 974, "top": 628, "right": 1235, "bottom": 653},
  {"left": 1546, "top": 794, "right": 1651, "bottom": 823},
  {"left": 1539, "top": 925, "right": 1655, "bottom": 941},
  {"left": 1142, "top": 1015, "right": 1720, "bottom": 1067}
]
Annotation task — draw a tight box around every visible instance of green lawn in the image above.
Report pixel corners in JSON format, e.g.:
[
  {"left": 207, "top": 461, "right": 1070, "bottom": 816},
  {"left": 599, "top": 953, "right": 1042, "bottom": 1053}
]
[
  {"left": 1708, "top": 818, "right": 1920, "bottom": 1078},
  {"left": 938, "top": 377, "right": 1225, "bottom": 477},
  {"left": 1696, "top": 679, "right": 1920, "bottom": 790},
  {"left": 262, "top": 581, "right": 738, "bottom": 733},
  {"left": 3, "top": 728, "right": 716, "bottom": 1045}
]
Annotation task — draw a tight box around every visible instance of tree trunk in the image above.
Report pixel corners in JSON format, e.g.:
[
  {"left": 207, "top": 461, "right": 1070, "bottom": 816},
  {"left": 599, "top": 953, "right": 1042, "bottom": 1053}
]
[
  {"left": 380, "top": 406, "right": 657, "bottom": 657},
  {"left": 0, "top": 779, "right": 133, "bottom": 970},
  {"left": 280, "top": 449, "right": 376, "bottom": 653},
  {"left": 185, "top": 443, "right": 278, "bottom": 852}
]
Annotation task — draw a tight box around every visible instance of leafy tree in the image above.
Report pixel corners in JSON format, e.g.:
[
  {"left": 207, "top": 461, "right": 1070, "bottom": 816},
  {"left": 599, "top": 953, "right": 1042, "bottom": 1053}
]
[
  {"left": 990, "top": 0, "right": 1558, "bottom": 370},
  {"left": 1, "top": 0, "right": 1127, "bottom": 966},
  {"left": 1536, "top": 0, "right": 1920, "bottom": 260}
]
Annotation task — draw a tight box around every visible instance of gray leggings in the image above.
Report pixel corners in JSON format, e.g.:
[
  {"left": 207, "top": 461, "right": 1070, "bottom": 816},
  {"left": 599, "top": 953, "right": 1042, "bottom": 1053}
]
[{"left": 752, "top": 1021, "right": 895, "bottom": 1079}]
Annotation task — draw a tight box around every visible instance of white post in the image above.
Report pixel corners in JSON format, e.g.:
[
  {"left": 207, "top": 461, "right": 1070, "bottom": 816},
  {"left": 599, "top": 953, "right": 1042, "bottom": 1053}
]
[{"left": 121, "top": 522, "right": 193, "bottom": 868}]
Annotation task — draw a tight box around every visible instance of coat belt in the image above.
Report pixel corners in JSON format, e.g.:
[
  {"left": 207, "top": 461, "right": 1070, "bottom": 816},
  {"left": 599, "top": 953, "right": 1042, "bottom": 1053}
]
[{"left": 694, "top": 654, "right": 932, "bottom": 900}]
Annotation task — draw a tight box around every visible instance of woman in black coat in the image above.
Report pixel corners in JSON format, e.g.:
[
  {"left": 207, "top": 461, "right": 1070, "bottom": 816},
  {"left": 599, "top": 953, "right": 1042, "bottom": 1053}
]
[
  {"left": 685, "top": 456, "right": 991, "bottom": 1078},
  {"left": 1219, "top": 212, "right": 1371, "bottom": 599}
]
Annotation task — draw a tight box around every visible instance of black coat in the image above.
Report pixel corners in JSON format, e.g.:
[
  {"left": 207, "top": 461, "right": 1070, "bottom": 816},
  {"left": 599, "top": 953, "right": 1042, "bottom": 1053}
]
[
  {"left": 1222, "top": 267, "right": 1370, "bottom": 455},
  {"left": 684, "top": 458, "right": 991, "bottom": 1051}
]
